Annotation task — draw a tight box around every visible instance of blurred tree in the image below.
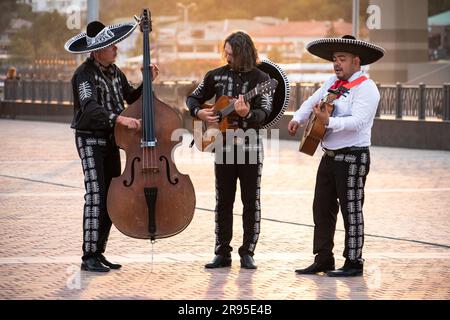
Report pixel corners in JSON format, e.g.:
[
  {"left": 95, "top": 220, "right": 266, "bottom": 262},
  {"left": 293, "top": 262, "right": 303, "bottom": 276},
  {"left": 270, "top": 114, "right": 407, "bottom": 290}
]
[
  {"left": 16, "top": 2, "right": 34, "bottom": 21},
  {"left": 0, "top": 1, "right": 33, "bottom": 33},
  {"left": 429, "top": 0, "right": 450, "bottom": 16},
  {"left": 8, "top": 38, "right": 34, "bottom": 64},
  {"left": 0, "top": 0, "right": 17, "bottom": 32},
  {"left": 8, "top": 11, "right": 77, "bottom": 63}
]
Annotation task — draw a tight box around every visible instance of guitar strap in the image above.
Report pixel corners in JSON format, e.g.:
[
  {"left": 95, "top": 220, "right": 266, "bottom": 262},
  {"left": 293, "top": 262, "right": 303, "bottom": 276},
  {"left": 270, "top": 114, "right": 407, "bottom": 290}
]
[
  {"left": 344, "top": 75, "right": 368, "bottom": 89},
  {"left": 329, "top": 75, "right": 368, "bottom": 97}
]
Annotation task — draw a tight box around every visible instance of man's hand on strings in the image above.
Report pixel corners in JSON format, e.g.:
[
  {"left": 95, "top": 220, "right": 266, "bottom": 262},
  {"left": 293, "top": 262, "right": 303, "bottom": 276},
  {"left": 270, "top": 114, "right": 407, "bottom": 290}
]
[
  {"left": 140, "top": 64, "right": 159, "bottom": 81},
  {"left": 235, "top": 95, "right": 250, "bottom": 118},
  {"left": 313, "top": 103, "right": 330, "bottom": 125},
  {"left": 197, "top": 109, "right": 219, "bottom": 124},
  {"left": 116, "top": 115, "right": 141, "bottom": 131}
]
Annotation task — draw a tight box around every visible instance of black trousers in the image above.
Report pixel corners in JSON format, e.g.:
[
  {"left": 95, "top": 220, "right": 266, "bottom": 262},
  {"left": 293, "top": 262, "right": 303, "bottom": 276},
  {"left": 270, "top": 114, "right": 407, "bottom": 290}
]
[
  {"left": 312, "top": 149, "right": 370, "bottom": 264},
  {"left": 75, "top": 133, "right": 121, "bottom": 260},
  {"left": 213, "top": 145, "right": 263, "bottom": 257}
]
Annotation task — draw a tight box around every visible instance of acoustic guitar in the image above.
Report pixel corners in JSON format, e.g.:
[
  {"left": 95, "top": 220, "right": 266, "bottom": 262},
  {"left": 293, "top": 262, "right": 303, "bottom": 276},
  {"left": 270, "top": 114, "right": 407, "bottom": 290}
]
[
  {"left": 298, "top": 91, "right": 338, "bottom": 156},
  {"left": 299, "top": 76, "right": 368, "bottom": 156},
  {"left": 193, "top": 78, "right": 278, "bottom": 152}
]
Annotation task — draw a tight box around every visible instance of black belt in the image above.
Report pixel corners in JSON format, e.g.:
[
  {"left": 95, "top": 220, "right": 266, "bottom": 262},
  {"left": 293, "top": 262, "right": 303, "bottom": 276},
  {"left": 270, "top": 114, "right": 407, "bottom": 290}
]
[
  {"left": 323, "top": 146, "right": 369, "bottom": 157},
  {"left": 75, "top": 129, "right": 112, "bottom": 138}
]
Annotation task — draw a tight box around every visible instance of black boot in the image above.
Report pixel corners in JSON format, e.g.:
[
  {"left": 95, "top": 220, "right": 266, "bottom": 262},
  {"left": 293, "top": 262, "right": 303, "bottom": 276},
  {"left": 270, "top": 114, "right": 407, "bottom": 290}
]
[
  {"left": 327, "top": 259, "right": 363, "bottom": 277},
  {"left": 205, "top": 255, "right": 232, "bottom": 268},
  {"left": 98, "top": 254, "right": 122, "bottom": 269},
  {"left": 295, "top": 261, "right": 335, "bottom": 274},
  {"left": 81, "top": 257, "right": 110, "bottom": 272},
  {"left": 240, "top": 255, "right": 257, "bottom": 269}
]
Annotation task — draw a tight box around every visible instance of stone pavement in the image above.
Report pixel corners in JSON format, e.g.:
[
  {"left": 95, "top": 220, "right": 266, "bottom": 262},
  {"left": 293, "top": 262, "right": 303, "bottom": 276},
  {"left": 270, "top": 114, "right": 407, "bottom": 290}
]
[{"left": 0, "top": 119, "right": 449, "bottom": 300}]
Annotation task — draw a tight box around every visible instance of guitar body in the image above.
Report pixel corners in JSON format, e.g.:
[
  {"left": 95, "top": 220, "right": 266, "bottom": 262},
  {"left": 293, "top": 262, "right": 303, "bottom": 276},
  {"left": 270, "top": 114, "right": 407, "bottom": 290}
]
[
  {"left": 193, "top": 96, "right": 238, "bottom": 152},
  {"left": 299, "top": 102, "right": 334, "bottom": 156},
  {"left": 204, "top": 95, "right": 240, "bottom": 132},
  {"left": 191, "top": 79, "right": 278, "bottom": 152}
]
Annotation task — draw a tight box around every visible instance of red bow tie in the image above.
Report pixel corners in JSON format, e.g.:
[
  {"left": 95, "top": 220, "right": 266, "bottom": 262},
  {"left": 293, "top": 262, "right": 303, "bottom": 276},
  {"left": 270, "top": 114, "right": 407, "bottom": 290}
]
[
  {"left": 330, "top": 79, "right": 349, "bottom": 98},
  {"left": 331, "top": 79, "right": 349, "bottom": 90}
]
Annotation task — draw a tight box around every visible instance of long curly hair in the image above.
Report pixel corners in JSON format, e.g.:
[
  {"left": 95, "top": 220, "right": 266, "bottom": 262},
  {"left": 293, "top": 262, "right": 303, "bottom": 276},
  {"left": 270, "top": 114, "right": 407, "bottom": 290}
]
[{"left": 224, "top": 31, "right": 259, "bottom": 72}]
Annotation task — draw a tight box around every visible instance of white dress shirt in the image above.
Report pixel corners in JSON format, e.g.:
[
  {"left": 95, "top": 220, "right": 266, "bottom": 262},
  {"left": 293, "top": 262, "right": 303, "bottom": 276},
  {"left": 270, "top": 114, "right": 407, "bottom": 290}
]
[{"left": 293, "top": 70, "right": 380, "bottom": 150}]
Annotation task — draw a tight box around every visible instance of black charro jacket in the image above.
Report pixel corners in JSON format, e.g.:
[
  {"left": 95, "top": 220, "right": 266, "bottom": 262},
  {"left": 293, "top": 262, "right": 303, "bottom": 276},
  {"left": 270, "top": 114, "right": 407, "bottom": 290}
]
[{"left": 70, "top": 57, "right": 142, "bottom": 132}]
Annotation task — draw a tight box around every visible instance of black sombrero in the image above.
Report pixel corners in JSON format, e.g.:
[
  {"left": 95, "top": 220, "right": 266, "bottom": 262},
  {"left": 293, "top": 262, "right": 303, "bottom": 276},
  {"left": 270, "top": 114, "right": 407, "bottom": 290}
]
[
  {"left": 306, "top": 35, "right": 385, "bottom": 65},
  {"left": 64, "top": 21, "right": 137, "bottom": 54},
  {"left": 257, "top": 59, "right": 290, "bottom": 129}
]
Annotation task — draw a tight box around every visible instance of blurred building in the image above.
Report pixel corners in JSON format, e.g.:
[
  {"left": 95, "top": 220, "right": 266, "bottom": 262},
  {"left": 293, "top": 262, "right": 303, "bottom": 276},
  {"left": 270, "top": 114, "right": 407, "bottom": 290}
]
[
  {"left": 368, "top": 0, "right": 450, "bottom": 85},
  {"left": 138, "top": 17, "right": 352, "bottom": 82},
  {"left": 151, "top": 17, "right": 352, "bottom": 64},
  {"left": 17, "top": 0, "right": 87, "bottom": 14},
  {"left": 252, "top": 19, "right": 352, "bottom": 62},
  {"left": 155, "top": 17, "right": 285, "bottom": 64},
  {"left": 428, "top": 10, "right": 450, "bottom": 61}
]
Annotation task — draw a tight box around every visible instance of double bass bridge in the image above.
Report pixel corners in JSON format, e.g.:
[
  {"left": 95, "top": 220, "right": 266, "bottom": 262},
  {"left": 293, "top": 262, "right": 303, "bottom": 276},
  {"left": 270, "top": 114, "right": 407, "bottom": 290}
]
[{"left": 142, "top": 167, "right": 160, "bottom": 174}]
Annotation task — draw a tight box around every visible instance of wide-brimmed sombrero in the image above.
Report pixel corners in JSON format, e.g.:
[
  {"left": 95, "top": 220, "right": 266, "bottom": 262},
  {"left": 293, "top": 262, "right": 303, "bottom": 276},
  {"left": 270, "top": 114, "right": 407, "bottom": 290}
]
[
  {"left": 257, "top": 59, "right": 290, "bottom": 129},
  {"left": 64, "top": 20, "right": 137, "bottom": 54},
  {"left": 306, "top": 35, "right": 385, "bottom": 65}
]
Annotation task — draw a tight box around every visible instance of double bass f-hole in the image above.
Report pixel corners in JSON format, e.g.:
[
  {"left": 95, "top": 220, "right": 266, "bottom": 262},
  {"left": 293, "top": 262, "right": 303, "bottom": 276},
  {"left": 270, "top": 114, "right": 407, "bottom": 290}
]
[
  {"left": 123, "top": 157, "right": 140, "bottom": 187},
  {"left": 159, "top": 155, "right": 179, "bottom": 185}
]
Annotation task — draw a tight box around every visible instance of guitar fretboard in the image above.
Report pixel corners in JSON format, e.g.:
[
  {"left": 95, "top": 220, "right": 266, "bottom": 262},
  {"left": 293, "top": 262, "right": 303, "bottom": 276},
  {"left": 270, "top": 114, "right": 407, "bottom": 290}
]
[
  {"left": 323, "top": 93, "right": 338, "bottom": 104},
  {"left": 220, "top": 86, "right": 261, "bottom": 118},
  {"left": 243, "top": 87, "right": 258, "bottom": 101}
]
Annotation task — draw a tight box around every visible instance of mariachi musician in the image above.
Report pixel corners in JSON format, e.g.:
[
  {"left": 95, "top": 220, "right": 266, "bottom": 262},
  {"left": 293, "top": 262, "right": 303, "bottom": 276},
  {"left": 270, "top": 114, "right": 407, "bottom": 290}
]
[
  {"left": 288, "top": 35, "right": 385, "bottom": 277},
  {"left": 64, "top": 20, "right": 158, "bottom": 272},
  {"left": 186, "top": 31, "right": 289, "bottom": 270}
]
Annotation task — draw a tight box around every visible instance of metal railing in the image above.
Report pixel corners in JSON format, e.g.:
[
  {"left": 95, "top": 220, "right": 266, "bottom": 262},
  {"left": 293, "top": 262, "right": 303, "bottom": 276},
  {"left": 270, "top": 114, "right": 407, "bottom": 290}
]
[
  {"left": 374, "top": 83, "right": 449, "bottom": 120},
  {"left": 289, "top": 82, "right": 450, "bottom": 121},
  {"left": 3, "top": 79, "right": 73, "bottom": 104},
  {"left": 3, "top": 79, "right": 450, "bottom": 121}
]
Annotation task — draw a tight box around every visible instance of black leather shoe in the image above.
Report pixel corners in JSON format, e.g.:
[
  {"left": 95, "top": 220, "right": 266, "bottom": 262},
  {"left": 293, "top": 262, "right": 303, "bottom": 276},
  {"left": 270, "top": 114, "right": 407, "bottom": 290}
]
[
  {"left": 295, "top": 262, "right": 335, "bottom": 274},
  {"left": 327, "top": 260, "right": 363, "bottom": 277},
  {"left": 205, "top": 255, "right": 232, "bottom": 268},
  {"left": 240, "top": 255, "right": 257, "bottom": 269},
  {"left": 81, "top": 257, "right": 110, "bottom": 272},
  {"left": 98, "top": 254, "right": 122, "bottom": 269}
]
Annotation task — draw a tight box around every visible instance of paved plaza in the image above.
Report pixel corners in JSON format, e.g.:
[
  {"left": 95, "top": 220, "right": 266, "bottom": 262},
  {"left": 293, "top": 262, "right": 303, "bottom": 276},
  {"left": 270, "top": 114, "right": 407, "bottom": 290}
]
[{"left": 0, "top": 119, "right": 449, "bottom": 300}]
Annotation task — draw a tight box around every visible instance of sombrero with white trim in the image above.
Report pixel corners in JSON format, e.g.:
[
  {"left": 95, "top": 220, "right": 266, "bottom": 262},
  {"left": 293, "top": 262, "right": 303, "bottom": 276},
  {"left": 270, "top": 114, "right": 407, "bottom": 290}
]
[
  {"left": 64, "top": 20, "right": 137, "bottom": 54},
  {"left": 257, "top": 59, "right": 290, "bottom": 129},
  {"left": 306, "top": 35, "right": 385, "bottom": 65}
]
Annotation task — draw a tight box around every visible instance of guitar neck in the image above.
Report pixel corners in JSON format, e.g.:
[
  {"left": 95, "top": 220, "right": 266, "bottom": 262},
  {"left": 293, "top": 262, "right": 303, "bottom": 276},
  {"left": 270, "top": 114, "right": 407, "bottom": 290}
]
[
  {"left": 323, "top": 92, "right": 338, "bottom": 104},
  {"left": 243, "top": 87, "right": 258, "bottom": 101},
  {"left": 220, "top": 87, "right": 258, "bottom": 118}
]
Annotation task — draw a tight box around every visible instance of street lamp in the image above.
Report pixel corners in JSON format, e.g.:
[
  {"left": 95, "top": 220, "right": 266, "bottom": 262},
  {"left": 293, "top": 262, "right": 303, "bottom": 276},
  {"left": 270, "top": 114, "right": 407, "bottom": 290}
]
[
  {"left": 352, "top": 0, "right": 360, "bottom": 38},
  {"left": 177, "top": 2, "right": 196, "bottom": 28}
]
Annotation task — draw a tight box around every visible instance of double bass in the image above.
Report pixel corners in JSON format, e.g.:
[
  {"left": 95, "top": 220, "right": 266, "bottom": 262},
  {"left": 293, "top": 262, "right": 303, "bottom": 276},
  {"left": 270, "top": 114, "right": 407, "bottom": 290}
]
[{"left": 107, "top": 9, "right": 196, "bottom": 240}]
